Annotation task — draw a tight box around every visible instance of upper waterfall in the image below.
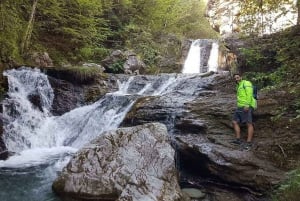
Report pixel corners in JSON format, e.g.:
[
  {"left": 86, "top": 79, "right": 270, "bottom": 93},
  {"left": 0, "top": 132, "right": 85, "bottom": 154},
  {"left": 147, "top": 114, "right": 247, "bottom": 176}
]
[
  {"left": 182, "top": 39, "right": 219, "bottom": 74},
  {"left": 182, "top": 40, "right": 201, "bottom": 74}
]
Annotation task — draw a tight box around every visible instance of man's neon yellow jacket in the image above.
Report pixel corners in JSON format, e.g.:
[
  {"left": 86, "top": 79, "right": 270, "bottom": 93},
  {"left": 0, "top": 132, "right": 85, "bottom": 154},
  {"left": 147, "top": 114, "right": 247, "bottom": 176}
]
[{"left": 236, "top": 80, "right": 257, "bottom": 109}]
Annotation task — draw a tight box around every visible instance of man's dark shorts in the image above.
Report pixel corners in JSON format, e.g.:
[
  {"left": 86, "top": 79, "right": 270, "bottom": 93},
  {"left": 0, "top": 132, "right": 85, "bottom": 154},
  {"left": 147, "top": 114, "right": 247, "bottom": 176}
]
[{"left": 233, "top": 107, "right": 253, "bottom": 124}]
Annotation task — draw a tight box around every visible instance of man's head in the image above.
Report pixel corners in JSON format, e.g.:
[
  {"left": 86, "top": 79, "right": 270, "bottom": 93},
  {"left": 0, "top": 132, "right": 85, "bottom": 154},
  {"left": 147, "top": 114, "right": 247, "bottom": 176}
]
[{"left": 233, "top": 73, "right": 242, "bottom": 84}]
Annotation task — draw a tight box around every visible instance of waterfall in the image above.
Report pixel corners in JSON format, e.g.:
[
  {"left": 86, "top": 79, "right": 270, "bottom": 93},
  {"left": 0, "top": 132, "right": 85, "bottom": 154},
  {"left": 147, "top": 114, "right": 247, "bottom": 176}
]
[
  {"left": 182, "top": 40, "right": 201, "bottom": 74},
  {"left": 182, "top": 39, "right": 219, "bottom": 74},
  {"left": 0, "top": 67, "right": 214, "bottom": 201},
  {"left": 3, "top": 68, "right": 54, "bottom": 152},
  {"left": 1, "top": 68, "right": 190, "bottom": 168},
  {"left": 2, "top": 70, "right": 136, "bottom": 159},
  {"left": 208, "top": 42, "right": 219, "bottom": 72}
]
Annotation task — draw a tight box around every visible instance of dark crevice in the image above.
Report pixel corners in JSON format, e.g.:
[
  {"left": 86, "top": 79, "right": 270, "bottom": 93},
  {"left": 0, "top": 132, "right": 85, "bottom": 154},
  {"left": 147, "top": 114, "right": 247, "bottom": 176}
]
[{"left": 176, "top": 146, "right": 268, "bottom": 200}]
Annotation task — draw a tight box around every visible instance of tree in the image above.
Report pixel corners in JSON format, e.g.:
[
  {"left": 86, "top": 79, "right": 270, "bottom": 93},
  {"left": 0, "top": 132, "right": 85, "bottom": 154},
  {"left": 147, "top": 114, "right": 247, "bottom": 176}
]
[
  {"left": 297, "top": 0, "right": 300, "bottom": 25},
  {"left": 239, "top": 0, "right": 295, "bottom": 35},
  {"left": 21, "top": 0, "right": 38, "bottom": 54},
  {"left": 35, "top": 0, "right": 110, "bottom": 61}
]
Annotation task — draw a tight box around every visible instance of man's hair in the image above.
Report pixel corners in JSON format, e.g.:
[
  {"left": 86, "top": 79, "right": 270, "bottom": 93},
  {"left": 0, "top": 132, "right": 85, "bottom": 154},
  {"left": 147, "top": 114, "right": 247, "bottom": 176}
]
[{"left": 233, "top": 73, "right": 242, "bottom": 77}]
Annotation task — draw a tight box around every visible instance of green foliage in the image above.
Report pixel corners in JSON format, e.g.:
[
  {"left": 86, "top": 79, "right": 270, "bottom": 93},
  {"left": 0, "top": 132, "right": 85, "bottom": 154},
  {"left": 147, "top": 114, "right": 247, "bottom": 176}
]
[
  {"left": 122, "top": 24, "right": 162, "bottom": 68},
  {"left": 243, "top": 72, "right": 275, "bottom": 89},
  {"left": 239, "top": 0, "right": 295, "bottom": 35},
  {"left": 48, "top": 65, "right": 103, "bottom": 84},
  {"left": 273, "top": 168, "right": 300, "bottom": 201},
  {"left": 79, "top": 47, "right": 94, "bottom": 60},
  {"left": 293, "top": 99, "right": 300, "bottom": 120},
  {"left": 145, "top": 65, "right": 161, "bottom": 75},
  {"left": 241, "top": 26, "right": 300, "bottom": 125},
  {"left": 35, "top": 0, "right": 111, "bottom": 63},
  {"left": 240, "top": 48, "right": 265, "bottom": 68},
  {"left": 241, "top": 26, "right": 300, "bottom": 85},
  {"left": 93, "top": 47, "right": 109, "bottom": 62},
  {"left": 107, "top": 60, "right": 126, "bottom": 74},
  {"left": 139, "top": 44, "right": 159, "bottom": 67},
  {"left": 0, "top": 0, "right": 218, "bottom": 69},
  {"left": 0, "top": 1, "right": 27, "bottom": 63}
]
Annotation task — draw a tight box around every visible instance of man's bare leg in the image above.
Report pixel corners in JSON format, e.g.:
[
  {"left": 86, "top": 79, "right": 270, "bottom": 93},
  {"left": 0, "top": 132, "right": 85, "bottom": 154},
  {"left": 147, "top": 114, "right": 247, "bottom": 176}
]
[
  {"left": 232, "top": 121, "right": 241, "bottom": 139},
  {"left": 246, "top": 123, "right": 254, "bottom": 142}
]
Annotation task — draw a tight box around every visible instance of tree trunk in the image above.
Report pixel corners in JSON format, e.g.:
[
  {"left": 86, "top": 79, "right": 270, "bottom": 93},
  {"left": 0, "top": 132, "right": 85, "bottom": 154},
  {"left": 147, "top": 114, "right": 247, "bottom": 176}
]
[
  {"left": 0, "top": 1, "right": 4, "bottom": 31},
  {"left": 21, "top": 0, "right": 38, "bottom": 54},
  {"left": 297, "top": 0, "right": 300, "bottom": 25},
  {"left": 259, "top": 0, "right": 264, "bottom": 35}
]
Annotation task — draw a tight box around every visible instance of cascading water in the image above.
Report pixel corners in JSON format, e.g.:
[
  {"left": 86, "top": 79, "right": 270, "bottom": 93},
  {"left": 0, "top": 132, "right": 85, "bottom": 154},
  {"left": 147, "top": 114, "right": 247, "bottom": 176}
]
[
  {"left": 0, "top": 67, "right": 207, "bottom": 201},
  {"left": 207, "top": 42, "right": 219, "bottom": 72},
  {"left": 182, "top": 39, "right": 219, "bottom": 74},
  {"left": 182, "top": 40, "right": 201, "bottom": 74},
  {"left": 3, "top": 68, "right": 54, "bottom": 152}
]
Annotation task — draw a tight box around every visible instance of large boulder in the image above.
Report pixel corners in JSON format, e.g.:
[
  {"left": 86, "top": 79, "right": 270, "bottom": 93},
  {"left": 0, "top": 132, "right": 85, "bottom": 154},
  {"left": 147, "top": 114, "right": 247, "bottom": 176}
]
[
  {"left": 123, "top": 51, "right": 146, "bottom": 74},
  {"left": 177, "top": 134, "right": 285, "bottom": 192},
  {"left": 31, "top": 52, "right": 53, "bottom": 67},
  {"left": 101, "top": 50, "right": 125, "bottom": 73},
  {"left": 52, "top": 123, "right": 189, "bottom": 201},
  {"left": 101, "top": 50, "right": 147, "bottom": 74}
]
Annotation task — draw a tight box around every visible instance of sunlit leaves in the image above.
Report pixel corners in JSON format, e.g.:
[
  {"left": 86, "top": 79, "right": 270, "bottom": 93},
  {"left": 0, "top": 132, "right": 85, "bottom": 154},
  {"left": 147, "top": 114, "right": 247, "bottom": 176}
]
[{"left": 239, "top": 0, "right": 296, "bottom": 34}]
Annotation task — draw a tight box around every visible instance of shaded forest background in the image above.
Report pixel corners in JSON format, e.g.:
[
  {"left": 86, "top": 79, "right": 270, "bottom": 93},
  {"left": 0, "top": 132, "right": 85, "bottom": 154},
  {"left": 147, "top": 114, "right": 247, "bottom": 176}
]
[{"left": 0, "top": 0, "right": 217, "bottom": 67}]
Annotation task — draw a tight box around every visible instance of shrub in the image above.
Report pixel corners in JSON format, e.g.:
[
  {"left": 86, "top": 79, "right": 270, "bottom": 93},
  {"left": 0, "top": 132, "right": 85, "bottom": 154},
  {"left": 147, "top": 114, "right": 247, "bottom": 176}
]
[
  {"left": 107, "top": 60, "right": 125, "bottom": 74},
  {"left": 273, "top": 168, "right": 300, "bottom": 201}
]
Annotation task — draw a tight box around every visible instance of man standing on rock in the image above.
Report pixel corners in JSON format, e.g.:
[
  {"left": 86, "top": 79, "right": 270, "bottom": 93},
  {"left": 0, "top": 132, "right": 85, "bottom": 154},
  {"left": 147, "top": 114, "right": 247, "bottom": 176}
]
[{"left": 231, "top": 73, "right": 257, "bottom": 151}]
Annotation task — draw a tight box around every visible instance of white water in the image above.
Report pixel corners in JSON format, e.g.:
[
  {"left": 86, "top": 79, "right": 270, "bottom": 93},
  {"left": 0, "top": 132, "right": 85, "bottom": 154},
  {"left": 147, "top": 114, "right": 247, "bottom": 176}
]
[
  {"left": 0, "top": 147, "right": 76, "bottom": 168},
  {"left": 208, "top": 42, "right": 219, "bottom": 72},
  {"left": 2, "top": 68, "right": 54, "bottom": 152},
  {"left": 0, "top": 67, "right": 218, "bottom": 201},
  {"left": 182, "top": 40, "right": 201, "bottom": 74},
  {"left": 1, "top": 68, "right": 187, "bottom": 168},
  {"left": 182, "top": 39, "right": 219, "bottom": 74}
]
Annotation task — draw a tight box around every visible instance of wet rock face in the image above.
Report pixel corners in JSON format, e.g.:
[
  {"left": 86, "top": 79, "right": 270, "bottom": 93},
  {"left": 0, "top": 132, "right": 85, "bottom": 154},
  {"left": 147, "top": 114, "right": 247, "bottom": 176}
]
[
  {"left": 120, "top": 73, "right": 299, "bottom": 198},
  {"left": 0, "top": 113, "right": 8, "bottom": 160},
  {"left": 47, "top": 73, "right": 119, "bottom": 115},
  {"left": 121, "top": 72, "right": 219, "bottom": 130},
  {"left": 27, "top": 94, "right": 43, "bottom": 112},
  {"left": 177, "top": 78, "right": 300, "bottom": 197},
  {"left": 177, "top": 135, "right": 285, "bottom": 192},
  {"left": 48, "top": 77, "right": 85, "bottom": 116},
  {"left": 52, "top": 123, "right": 189, "bottom": 201}
]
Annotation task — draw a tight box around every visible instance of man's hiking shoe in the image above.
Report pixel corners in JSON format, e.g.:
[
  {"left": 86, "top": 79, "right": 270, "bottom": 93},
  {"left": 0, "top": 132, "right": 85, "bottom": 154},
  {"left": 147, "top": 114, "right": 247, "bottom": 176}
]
[
  {"left": 242, "top": 142, "right": 253, "bottom": 151},
  {"left": 230, "top": 138, "right": 242, "bottom": 145}
]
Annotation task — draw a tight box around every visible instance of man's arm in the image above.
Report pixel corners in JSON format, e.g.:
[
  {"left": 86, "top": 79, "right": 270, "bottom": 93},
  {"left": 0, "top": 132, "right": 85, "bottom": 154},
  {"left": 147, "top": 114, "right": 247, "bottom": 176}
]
[{"left": 243, "top": 81, "right": 253, "bottom": 109}]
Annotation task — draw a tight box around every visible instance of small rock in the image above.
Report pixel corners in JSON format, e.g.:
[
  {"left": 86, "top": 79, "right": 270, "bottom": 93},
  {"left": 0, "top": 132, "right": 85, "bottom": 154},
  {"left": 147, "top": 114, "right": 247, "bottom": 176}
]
[{"left": 182, "top": 188, "right": 206, "bottom": 199}]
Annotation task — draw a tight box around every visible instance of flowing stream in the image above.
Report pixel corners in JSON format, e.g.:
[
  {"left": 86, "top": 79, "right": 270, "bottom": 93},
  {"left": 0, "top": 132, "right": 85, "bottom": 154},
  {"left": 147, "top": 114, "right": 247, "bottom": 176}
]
[{"left": 0, "top": 39, "right": 219, "bottom": 201}]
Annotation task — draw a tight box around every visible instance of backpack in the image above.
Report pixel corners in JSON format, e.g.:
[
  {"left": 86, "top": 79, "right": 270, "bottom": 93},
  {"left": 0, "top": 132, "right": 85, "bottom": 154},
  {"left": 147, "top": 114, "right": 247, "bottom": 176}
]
[{"left": 252, "top": 85, "right": 258, "bottom": 100}]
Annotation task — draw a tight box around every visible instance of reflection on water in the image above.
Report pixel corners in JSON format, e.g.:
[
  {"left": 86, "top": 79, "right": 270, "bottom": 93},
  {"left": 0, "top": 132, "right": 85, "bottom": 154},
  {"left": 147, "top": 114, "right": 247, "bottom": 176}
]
[{"left": 0, "top": 160, "right": 69, "bottom": 201}]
